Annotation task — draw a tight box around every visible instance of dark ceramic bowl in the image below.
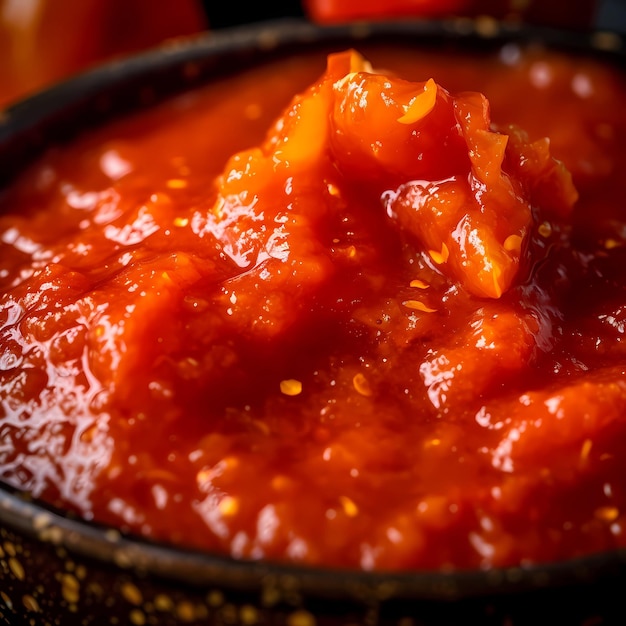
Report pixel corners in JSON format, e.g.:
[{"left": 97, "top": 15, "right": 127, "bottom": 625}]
[{"left": 1, "top": 17, "right": 625, "bottom": 626}]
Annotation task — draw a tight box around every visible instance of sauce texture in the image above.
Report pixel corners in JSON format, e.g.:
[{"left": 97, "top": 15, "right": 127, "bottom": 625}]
[{"left": 1, "top": 41, "right": 626, "bottom": 571}]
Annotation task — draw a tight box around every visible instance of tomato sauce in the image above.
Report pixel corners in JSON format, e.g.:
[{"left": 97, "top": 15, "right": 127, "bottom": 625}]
[{"left": 1, "top": 40, "right": 625, "bottom": 572}]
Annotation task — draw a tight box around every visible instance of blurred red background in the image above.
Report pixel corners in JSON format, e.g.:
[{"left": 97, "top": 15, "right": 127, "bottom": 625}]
[
  {"left": 303, "top": 0, "right": 598, "bottom": 28},
  {"left": 0, "top": 0, "right": 207, "bottom": 108}
]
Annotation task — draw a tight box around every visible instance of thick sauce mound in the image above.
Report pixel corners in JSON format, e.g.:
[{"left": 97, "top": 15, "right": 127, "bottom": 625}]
[{"left": 1, "top": 43, "right": 626, "bottom": 571}]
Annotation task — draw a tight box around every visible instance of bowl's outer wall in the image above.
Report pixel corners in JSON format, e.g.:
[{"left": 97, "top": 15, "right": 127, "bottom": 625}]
[
  {"left": 1, "top": 17, "right": 626, "bottom": 626},
  {"left": 4, "top": 517, "right": 626, "bottom": 626}
]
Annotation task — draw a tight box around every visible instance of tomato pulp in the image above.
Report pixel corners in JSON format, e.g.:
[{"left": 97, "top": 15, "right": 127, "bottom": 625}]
[{"left": 1, "top": 40, "right": 625, "bottom": 571}]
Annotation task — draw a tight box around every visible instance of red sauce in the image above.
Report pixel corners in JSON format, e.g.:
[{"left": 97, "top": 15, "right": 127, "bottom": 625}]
[{"left": 1, "top": 41, "right": 626, "bottom": 572}]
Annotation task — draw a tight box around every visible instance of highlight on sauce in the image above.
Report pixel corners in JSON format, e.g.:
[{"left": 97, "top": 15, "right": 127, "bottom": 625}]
[{"left": 1, "top": 40, "right": 625, "bottom": 572}]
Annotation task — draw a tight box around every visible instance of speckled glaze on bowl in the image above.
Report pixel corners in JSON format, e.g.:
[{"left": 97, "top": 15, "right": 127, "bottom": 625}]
[{"left": 1, "top": 17, "right": 625, "bottom": 626}]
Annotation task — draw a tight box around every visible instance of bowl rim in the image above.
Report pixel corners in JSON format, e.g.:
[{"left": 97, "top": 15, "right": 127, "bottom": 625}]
[
  {"left": 4, "top": 482, "right": 626, "bottom": 603},
  {"left": 1, "top": 16, "right": 626, "bottom": 604}
]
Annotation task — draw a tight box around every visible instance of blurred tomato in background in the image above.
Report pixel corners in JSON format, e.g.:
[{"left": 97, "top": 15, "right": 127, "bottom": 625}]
[
  {"left": 0, "top": 0, "right": 207, "bottom": 108},
  {"left": 303, "top": 0, "right": 599, "bottom": 27}
]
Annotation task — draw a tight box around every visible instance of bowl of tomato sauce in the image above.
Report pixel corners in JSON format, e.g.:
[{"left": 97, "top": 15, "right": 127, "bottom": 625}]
[{"left": 1, "top": 16, "right": 625, "bottom": 626}]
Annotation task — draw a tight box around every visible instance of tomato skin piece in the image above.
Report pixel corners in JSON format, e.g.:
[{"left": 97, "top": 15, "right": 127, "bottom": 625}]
[
  {"left": 330, "top": 72, "right": 470, "bottom": 186},
  {"left": 485, "top": 375, "right": 626, "bottom": 473}
]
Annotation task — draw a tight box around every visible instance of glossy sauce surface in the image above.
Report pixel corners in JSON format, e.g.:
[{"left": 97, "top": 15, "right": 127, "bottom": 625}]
[{"left": 1, "top": 41, "right": 626, "bottom": 571}]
